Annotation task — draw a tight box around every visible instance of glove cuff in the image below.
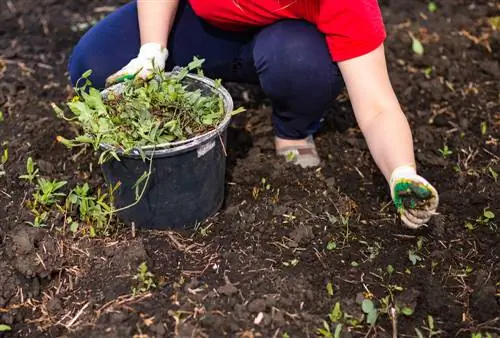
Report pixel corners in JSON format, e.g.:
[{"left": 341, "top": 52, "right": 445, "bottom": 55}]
[
  {"left": 138, "top": 42, "right": 168, "bottom": 65},
  {"left": 389, "top": 164, "right": 417, "bottom": 188}
]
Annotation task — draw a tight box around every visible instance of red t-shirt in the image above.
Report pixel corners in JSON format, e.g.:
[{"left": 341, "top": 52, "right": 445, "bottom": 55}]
[{"left": 189, "top": 0, "right": 386, "bottom": 62}]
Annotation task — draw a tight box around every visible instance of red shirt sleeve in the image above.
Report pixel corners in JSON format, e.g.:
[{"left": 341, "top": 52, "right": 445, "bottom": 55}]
[{"left": 317, "top": 0, "right": 387, "bottom": 62}]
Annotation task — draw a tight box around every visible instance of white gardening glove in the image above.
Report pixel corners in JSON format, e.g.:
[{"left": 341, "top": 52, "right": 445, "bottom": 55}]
[
  {"left": 389, "top": 165, "right": 439, "bottom": 229},
  {"left": 105, "top": 42, "right": 168, "bottom": 88}
]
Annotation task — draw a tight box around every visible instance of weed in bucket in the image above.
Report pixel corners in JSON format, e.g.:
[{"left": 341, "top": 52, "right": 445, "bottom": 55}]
[{"left": 52, "top": 58, "right": 245, "bottom": 229}]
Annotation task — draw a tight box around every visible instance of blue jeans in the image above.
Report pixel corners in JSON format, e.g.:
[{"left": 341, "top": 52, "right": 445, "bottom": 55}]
[{"left": 68, "top": 0, "right": 344, "bottom": 139}]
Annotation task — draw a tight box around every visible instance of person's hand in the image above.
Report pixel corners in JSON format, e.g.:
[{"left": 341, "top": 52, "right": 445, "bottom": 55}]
[
  {"left": 105, "top": 42, "right": 168, "bottom": 88},
  {"left": 389, "top": 165, "right": 439, "bottom": 229}
]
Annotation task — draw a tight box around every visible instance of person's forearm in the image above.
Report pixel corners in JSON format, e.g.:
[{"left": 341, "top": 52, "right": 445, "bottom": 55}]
[
  {"left": 338, "top": 44, "right": 417, "bottom": 183},
  {"left": 358, "top": 104, "right": 416, "bottom": 182},
  {"left": 137, "top": 0, "right": 179, "bottom": 47}
]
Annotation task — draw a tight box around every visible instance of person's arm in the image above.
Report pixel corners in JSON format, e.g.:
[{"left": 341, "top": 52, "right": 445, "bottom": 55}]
[
  {"left": 105, "top": 0, "right": 179, "bottom": 87},
  {"left": 338, "top": 43, "right": 439, "bottom": 228},
  {"left": 337, "top": 43, "right": 414, "bottom": 182},
  {"left": 138, "top": 0, "right": 179, "bottom": 47}
]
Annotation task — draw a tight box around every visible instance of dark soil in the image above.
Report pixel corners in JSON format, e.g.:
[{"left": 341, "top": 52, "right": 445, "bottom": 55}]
[{"left": 1, "top": 0, "right": 499, "bottom": 337}]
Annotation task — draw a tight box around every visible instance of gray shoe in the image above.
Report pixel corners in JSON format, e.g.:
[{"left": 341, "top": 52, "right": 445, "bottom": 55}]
[{"left": 275, "top": 136, "right": 321, "bottom": 168}]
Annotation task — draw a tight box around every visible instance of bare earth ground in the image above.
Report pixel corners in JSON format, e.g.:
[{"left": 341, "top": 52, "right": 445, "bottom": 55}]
[{"left": 0, "top": 0, "right": 499, "bottom": 337}]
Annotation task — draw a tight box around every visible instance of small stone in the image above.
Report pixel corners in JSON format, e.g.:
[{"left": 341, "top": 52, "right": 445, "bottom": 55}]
[
  {"left": 47, "top": 296, "right": 62, "bottom": 312},
  {"left": 272, "top": 310, "right": 285, "bottom": 327},
  {"left": 248, "top": 298, "right": 266, "bottom": 313},
  {"left": 152, "top": 323, "right": 166, "bottom": 336},
  {"left": 325, "top": 177, "right": 336, "bottom": 189},
  {"left": 218, "top": 283, "right": 238, "bottom": 296},
  {"left": 37, "top": 159, "right": 55, "bottom": 174},
  {"left": 110, "top": 312, "right": 128, "bottom": 322},
  {"left": 224, "top": 205, "right": 239, "bottom": 217}
]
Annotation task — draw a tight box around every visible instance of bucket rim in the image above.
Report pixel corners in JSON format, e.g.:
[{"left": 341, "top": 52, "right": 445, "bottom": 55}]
[{"left": 98, "top": 72, "right": 234, "bottom": 158}]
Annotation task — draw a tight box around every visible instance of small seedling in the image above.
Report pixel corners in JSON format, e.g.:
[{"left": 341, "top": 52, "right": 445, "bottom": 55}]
[
  {"left": 33, "top": 178, "right": 67, "bottom": 207},
  {"left": 417, "top": 315, "right": 444, "bottom": 337},
  {"left": 326, "top": 240, "right": 337, "bottom": 250},
  {"left": 438, "top": 145, "right": 453, "bottom": 158},
  {"left": 0, "top": 110, "right": 4, "bottom": 122},
  {"left": 0, "top": 147, "right": 7, "bottom": 177},
  {"left": 132, "top": 262, "right": 157, "bottom": 295},
  {"left": 488, "top": 167, "right": 498, "bottom": 182},
  {"left": 480, "top": 121, "right": 487, "bottom": 136},
  {"left": 283, "top": 258, "right": 299, "bottom": 267},
  {"left": 326, "top": 281, "right": 334, "bottom": 296},
  {"left": 19, "top": 157, "right": 39, "bottom": 183},
  {"left": 408, "top": 249, "right": 423, "bottom": 265},
  {"left": 409, "top": 32, "right": 424, "bottom": 55}
]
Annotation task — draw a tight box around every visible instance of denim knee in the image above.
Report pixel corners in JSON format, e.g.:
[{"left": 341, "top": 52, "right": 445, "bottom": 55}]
[{"left": 252, "top": 20, "right": 343, "bottom": 139}]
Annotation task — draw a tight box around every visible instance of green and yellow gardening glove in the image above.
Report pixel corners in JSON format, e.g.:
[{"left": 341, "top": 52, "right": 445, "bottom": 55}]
[
  {"left": 105, "top": 42, "right": 168, "bottom": 88},
  {"left": 389, "top": 165, "right": 439, "bottom": 229}
]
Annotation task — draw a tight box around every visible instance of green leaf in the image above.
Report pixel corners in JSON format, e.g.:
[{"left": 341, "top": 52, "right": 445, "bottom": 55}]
[
  {"left": 362, "top": 299, "right": 374, "bottom": 313},
  {"left": 329, "top": 302, "right": 343, "bottom": 323},
  {"left": 333, "top": 323, "right": 343, "bottom": 338},
  {"left": 483, "top": 210, "right": 495, "bottom": 219},
  {"left": 366, "top": 310, "right": 378, "bottom": 325},
  {"left": 410, "top": 33, "right": 424, "bottom": 55},
  {"left": 428, "top": 1, "right": 437, "bottom": 12},
  {"left": 488, "top": 16, "right": 500, "bottom": 30},
  {"left": 70, "top": 222, "right": 79, "bottom": 233},
  {"left": 327, "top": 241, "right": 337, "bottom": 250},
  {"left": 401, "top": 307, "right": 414, "bottom": 316},
  {"left": 387, "top": 264, "right": 394, "bottom": 274},
  {"left": 0, "top": 324, "right": 11, "bottom": 331},
  {"left": 82, "top": 69, "right": 93, "bottom": 78},
  {"left": 0, "top": 110, "right": 3, "bottom": 122},
  {"left": 1, "top": 148, "right": 8, "bottom": 165},
  {"left": 326, "top": 282, "right": 334, "bottom": 296}
]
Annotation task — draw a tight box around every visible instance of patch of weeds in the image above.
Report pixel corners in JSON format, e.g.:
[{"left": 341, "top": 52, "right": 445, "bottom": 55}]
[
  {"left": 65, "top": 183, "right": 118, "bottom": 235},
  {"left": 465, "top": 208, "right": 496, "bottom": 231},
  {"left": 53, "top": 57, "right": 244, "bottom": 164},
  {"left": 19, "top": 157, "right": 119, "bottom": 234},
  {"left": 132, "top": 262, "right": 157, "bottom": 295}
]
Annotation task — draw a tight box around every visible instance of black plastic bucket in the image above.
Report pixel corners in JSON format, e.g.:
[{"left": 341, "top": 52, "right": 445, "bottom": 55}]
[{"left": 99, "top": 73, "right": 234, "bottom": 230}]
